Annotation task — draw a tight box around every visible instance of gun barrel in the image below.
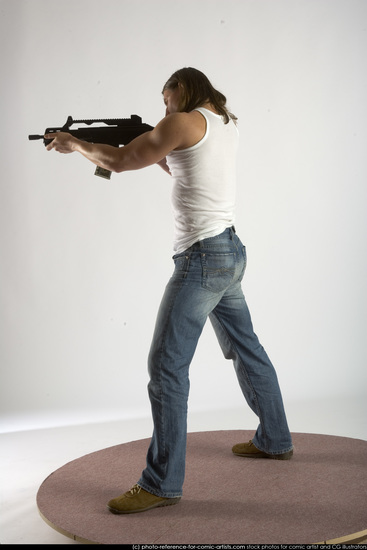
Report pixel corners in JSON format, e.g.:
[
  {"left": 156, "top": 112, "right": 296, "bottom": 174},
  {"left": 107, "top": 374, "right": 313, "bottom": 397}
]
[{"left": 28, "top": 134, "right": 44, "bottom": 140}]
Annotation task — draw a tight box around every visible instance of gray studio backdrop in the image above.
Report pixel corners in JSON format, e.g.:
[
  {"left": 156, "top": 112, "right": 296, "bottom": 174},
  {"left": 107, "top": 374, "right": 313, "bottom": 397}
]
[{"left": 1, "top": 0, "right": 366, "bottom": 432}]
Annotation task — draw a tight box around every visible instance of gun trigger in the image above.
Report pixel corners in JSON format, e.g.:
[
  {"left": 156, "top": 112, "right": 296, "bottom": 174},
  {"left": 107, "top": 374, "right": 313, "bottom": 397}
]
[{"left": 94, "top": 166, "right": 112, "bottom": 180}]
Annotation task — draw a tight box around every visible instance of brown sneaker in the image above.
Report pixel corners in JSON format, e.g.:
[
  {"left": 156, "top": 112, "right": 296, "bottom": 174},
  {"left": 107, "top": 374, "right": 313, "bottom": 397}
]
[
  {"left": 232, "top": 440, "right": 293, "bottom": 460},
  {"left": 107, "top": 484, "right": 181, "bottom": 514}
]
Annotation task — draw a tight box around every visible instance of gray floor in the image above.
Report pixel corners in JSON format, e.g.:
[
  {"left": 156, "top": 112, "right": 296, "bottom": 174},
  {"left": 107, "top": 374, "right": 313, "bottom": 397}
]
[{"left": 1, "top": 395, "right": 366, "bottom": 545}]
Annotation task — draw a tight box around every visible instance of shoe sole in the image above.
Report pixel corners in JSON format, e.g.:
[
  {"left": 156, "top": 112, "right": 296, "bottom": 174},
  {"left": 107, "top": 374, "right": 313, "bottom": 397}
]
[
  {"left": 233, "top": 450, "right": 293, "bottom": 460},
  {"left": 107, "top": 497, "right": 181, "bottom": 514}
]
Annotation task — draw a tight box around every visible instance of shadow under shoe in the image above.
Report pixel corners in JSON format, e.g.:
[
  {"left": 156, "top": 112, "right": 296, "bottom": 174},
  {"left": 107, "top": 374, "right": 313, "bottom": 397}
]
[
  {"left": 232, "top": 440, "right": 293, "bottom": 460},
  {"left": 107, "top": 484, "right": 181, "bottom": 514}
]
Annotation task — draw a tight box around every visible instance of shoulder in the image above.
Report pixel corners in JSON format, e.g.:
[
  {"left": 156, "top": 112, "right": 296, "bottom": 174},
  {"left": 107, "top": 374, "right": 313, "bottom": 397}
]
[
  {"left": 156, "top": 111, "right": 202, "bottom": 130},
  {"left": 155, "top": 112, "right": 205, "bottom": 150}
]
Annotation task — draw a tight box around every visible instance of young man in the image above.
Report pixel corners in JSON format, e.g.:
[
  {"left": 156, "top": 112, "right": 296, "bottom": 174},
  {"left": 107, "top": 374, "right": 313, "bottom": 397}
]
[{"left": 46, "top": 67, "right": 293, "bottom": 514}]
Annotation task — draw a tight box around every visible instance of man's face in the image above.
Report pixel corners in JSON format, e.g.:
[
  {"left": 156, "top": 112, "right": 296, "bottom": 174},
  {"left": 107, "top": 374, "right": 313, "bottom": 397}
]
[{"left": 163, "top": 86, "right": 181, "bottom": 116}]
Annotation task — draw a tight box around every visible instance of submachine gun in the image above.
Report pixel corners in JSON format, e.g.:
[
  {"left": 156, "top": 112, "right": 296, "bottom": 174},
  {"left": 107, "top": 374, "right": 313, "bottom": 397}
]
[{"left": 29, "top": 115, "right": 154, "bottom": 179}]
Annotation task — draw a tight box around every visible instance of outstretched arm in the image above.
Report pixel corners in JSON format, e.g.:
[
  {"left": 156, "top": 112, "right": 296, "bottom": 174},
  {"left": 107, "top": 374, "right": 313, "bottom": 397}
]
[{"left": 44, "top": 112, "right": 200, "bottom": 174}]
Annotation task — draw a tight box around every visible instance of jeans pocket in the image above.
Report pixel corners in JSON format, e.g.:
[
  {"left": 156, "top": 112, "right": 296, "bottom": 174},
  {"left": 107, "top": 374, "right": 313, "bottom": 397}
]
[
  {"left": 172, "top": 253, "right": 190, "bottom": 279},
  {"left": 201, "top": 252, "right": 236, "bottom": 292}
]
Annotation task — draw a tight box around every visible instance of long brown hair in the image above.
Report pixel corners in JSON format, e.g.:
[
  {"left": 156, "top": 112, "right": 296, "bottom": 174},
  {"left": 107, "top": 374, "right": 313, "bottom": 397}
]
[{"left": 162, "top": 67, "right": 237, "bottom": 124}]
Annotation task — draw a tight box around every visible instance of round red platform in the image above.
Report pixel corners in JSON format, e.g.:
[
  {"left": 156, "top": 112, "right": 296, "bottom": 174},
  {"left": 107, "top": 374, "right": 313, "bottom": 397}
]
[{"left": 37, "top": 430, "right": 367, "bottom": 544}]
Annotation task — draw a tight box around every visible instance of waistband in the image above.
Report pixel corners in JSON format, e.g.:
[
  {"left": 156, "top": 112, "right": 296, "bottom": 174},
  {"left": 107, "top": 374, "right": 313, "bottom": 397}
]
[{"left": 191, "top": 226, "right": 236, "bottom": 249}]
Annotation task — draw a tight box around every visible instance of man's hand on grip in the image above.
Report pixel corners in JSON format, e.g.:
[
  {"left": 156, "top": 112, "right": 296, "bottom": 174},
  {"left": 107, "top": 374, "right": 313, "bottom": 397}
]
[{"left": 44, "top": 132, "right": 77, "bottom": 154}]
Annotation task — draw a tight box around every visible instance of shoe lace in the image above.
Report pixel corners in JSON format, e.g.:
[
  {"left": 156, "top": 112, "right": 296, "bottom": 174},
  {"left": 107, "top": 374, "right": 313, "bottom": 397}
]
[{"left": 129, "top": 484, "right": 142, "bottom": 496}]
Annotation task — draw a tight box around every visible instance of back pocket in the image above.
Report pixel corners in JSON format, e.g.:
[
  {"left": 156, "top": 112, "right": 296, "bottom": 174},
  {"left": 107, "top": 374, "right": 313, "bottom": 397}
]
[{"left": 201, "top": 252, "right": 236, "bottom": 292}]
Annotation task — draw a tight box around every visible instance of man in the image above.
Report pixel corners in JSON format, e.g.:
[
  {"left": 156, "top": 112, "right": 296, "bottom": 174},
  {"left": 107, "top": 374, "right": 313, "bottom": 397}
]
[{"left": 46, "top": 67, "right": 293, "bottom": 515}]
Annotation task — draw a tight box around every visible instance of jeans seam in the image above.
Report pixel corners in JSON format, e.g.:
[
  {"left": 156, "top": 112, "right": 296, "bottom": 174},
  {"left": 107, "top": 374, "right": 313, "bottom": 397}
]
[{"left": 149, "top": 273, "right": 188, "bottom": 482}]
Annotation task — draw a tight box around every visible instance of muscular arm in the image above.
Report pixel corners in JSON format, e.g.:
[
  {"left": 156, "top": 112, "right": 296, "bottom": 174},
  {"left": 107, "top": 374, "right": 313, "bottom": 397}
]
[{"left": 45, "top": 112, "right": 204, "bottom": 174}]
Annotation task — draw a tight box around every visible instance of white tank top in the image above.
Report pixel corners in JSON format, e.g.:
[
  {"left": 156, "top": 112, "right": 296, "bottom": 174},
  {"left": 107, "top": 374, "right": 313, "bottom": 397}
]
[{"left": 166, "top": 107, "right": 239, "bottom": 253}]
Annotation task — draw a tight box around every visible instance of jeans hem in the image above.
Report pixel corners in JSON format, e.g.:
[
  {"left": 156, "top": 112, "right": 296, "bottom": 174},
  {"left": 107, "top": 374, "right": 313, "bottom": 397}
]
[
  {"left": 252, "top": 437, "right": 294, "bottom": 455},
  {"left": 137, "top": 479, "right": 183, "bottom": 499}
]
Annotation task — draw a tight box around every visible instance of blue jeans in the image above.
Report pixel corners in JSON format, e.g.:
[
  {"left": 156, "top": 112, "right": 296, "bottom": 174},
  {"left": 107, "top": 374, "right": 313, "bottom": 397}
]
[{"left": 138, "top": 227, "right": 293, "bottom": 498}]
